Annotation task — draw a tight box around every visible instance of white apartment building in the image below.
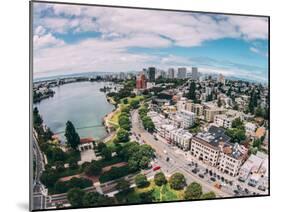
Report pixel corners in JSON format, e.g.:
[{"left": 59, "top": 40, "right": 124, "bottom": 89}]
[
  {"left": 170, "top": 129, "right": 192, "bottom": 150},
  {"left": 178, "top": 109, "right": 195, "bottom": 128},
  {"left": 245, "top": 122, "right": 257, "bottom": 134},
  {"left": 214, "top": 114, "right": 233, "bottom": 128},
  {"left": 177, "top": 97, "right": 187, "bottom": 111}
]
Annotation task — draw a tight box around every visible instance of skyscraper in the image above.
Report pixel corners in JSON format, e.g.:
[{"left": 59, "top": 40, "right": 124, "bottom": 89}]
[
  {"left": 177, "top": 67, "right": 187, "bottom": 79},
  {"left": 192, "top": 67, "right": 198, "bottom": 80},
  {"left": 168, "top": 68, "right": 175, "bottom": 79},
  {"left": 148, "top": 67, "right": 156, "bottom": 82},
  {"left": 218, "top": 74, "right": 225, "bottom": 85},
  {"left": 136, "top": 73, "right": 147, "bottom": 89}
]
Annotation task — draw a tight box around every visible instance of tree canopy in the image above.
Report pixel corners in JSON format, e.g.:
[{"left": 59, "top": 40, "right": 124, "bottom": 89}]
[
  {"left": 135, "top": 174, "right": 149, "bottom": 188},
  {"left": 184, "top": 182, "right": 203, "bottom": 200},
  {"left": 67, "top": 188, "right": 85, "bottom": 207},
  {"left": 65, "top": 121, "right": 80, "bottom": 150},
  {"left": 154, "top": 172, "right": 167, "bottom": 186},
  {"left": 169, "top": 172, "right": 186, "bottom": 190}
]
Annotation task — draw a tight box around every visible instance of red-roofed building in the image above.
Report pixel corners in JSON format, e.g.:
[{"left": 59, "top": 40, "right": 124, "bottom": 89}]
[{"left": 78, "top": 137, "right": 95, "bottom": 151}]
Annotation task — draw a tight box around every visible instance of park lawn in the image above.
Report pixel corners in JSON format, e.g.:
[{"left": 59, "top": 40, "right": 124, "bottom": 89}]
[
  {"left": 120, "top": 95, "right": 144, "bottom": 107},
  {"left": 108, "top": 109, "right": 121, "bottom": 128},
  {"left": 108, "top": 95, "right": 144, "bottom": 129},
  {"left": 135, "top": 181, "right": 184, "bottom": 202}
]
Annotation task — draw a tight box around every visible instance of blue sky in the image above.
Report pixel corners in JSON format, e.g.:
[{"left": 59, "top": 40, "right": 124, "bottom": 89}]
[{"left": 33, "top": 2, "right": 269, "bottom": 82}]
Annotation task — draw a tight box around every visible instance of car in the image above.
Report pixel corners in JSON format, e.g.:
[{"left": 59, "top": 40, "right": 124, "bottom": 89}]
[
  {"left": 244, "top": 188, "right": 249, "bottom": 194},
  {"left": 138, "top": 134, "right": 141, "bottom": 137},
  {"left": 153, "top": 166, "right": 161, "bottom": 171},
  {"left": 192, "top": 168, "right": 198, "bottom": 174},
  {"left": 248, "top": 181, "right": 257, "bottom": 187},
  {"left": 166, "top": 157, "right": 170, "bottom": 162},
  {"left": 233, "top": 190, "right": 239, "bottom": 194},
  {"left": 210, "top": 177, "right": 216, "bottom": 182},
  {"left": 258, "top": 185, "right": 266, "bottom": 191},
  {"left": 237, "top": 185, "right": 242, "bottom": 190},
  {"left": 198, "top": 173, "right": 204, "bottom": 178}
]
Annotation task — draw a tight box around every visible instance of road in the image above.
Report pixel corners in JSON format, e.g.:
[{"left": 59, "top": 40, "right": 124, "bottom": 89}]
[
  {"left": 131, "top": 109, "right": 232, "bottom": 197},
  {"left": 32, "top": 131, "right": 48, "bottom": 210}
]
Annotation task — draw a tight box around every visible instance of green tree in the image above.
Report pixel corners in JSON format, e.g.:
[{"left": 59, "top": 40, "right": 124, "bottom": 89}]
[
  {"left": 116, "top": 128, "right": 130, "bottom": 143},
  {"left": 116, "top": 179, "right": 131, "bottom": 193},
  {"left": 52, "top": 148, "right": 66, "bottom": 162},
  {"left": 123, "top": 98, "right": 128, "bottom": 104},
  {"left": 200, "top": 191, "right": 216, "bottom": 199},
  {"left": 226, "top": 128, "right": 246, "bottom": 143},
  {"left": 83, "top": 192, "right": 112, "bottom": 207},
  {"left": 67, "top": 188, "right": 85, "bottom": 207},
  {"left": 54, "top": 161, "right": 65, "bottom": 172},
  {"left": 33, "top": 107, "right": 43, "bottom": 126},
  {"left": 154, "top": 172, "right": 167, "bottom": 186},
  {"left": 54, "top": 181, "right": 68, "bottom": 194},
  {"left": 130, "top": 99, "right": 140, "bottom": 109},
  {"left": 85, "top": 161, "right": 102, "bottom": 176},
  {"left": 142, "top": 116, "right": 155, "bottom": 132},
  {"left": 139, "top": 156, "right": 150, "bottom": 169},
  {"left": 169, "top": 172, "right": 186, "bottom": 190},
  {"left": 100, "top": 147, "right": 112, "bottom": 161},
  {"left": 135, "top": 174, "right": 149, "bottom": 188},
  {"left": 232, "top": 118, "right": 244, "bottom": 130},
  {"left": 65, "top": 121, "right": 80, "bottom": 150},
  {"left": 128, "top": 159, "right": 139, "bottom": 172},
  {"left": 97, "top": 142, "right": 107, "bottom": 152},
  {"left": 253, "top": 138, "right": 262, "bottom": 149},
  {"left": 185, "top": 182, "right": 203, "bottom": 200},
  {"left": 40, "top": 170, "right": 59, "bottom": 187},
  {"left": 188, "top": 81, "right": 196, "bottom": 100}
]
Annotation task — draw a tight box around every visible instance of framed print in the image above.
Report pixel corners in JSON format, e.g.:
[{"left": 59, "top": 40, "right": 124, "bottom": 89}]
[{"left": 30, "top": 1, "right": 270, "bottom": 211}]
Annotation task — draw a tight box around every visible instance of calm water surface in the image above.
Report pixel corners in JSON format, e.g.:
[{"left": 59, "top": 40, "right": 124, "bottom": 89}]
[{"left": 35, "top": 81, "right": 114, "bottom": 141}]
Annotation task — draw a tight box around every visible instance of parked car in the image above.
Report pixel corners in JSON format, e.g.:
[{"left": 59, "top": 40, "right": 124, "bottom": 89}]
[
  {"left": 192, "top": 168, "right": 198, "bottom": 174},
  {"left": 199, "top": 173, "right": 204, "bottom": 178},
  {"left": 258, "top": 185, "right": 266, "bottom": 191},
  {"left": 153, "top": 166, "right": 161, "bottom": 171},
  {"left": 210, "top": 177, "right": 216, "bottom": 182}
]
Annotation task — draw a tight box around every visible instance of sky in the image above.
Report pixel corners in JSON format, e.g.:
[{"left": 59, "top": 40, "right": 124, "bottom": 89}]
[{"left": 32, "top": 2, "right": 269, "bottom": 82}]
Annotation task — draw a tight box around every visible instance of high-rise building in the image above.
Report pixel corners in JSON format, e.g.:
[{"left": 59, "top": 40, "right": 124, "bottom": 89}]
[
  {"left": 136, "top": 73, "right": 147, "bottom": 89},
  {"left": 177, "top": 67, "right": 187, "bottom": 79},
  {"left": 119, "top": 72, "right": 126, "bottom": 80},
  {"left": 218, "top": 74, "right": 225, "bottom": 85},
  {"left": 148, "top": 67, "right": 156, "bottom": 82},
  {"left": 160, "top": 70, "right": 167, "bottom": 78},
  {"left": 168, "top": 68, "right": 175, "bottom": 79},
  {"left": 191, "top": 67, "right": 198, "bottom": 80}
]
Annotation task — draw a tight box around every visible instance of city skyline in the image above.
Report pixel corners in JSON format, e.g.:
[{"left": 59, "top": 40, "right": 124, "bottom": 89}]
[{"left": 33, "top": 3, "right": 269, "bottom": 82}]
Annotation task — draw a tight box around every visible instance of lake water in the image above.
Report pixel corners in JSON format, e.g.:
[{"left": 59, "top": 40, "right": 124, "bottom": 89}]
[{"left": 35, "top": 81, "right": 114, "bottom": 141}]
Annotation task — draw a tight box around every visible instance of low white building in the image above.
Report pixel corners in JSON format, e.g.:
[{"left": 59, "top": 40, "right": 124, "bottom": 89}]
[
  {"left": 238, "top": 152, "right": 267, "bottom": 182},
  {"left": 245, "top": 122, "right": 257, "bottom": 135},
  {"left": 170, "top": 129, "right": 192, "bottom": 150}
]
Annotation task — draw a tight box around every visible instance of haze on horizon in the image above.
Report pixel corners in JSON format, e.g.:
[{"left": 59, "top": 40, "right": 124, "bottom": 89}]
[{"left": 33, "top": 2, "right": 269, "bottom": 82}]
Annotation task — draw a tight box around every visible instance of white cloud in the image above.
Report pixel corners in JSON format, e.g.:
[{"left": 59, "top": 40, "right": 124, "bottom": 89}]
[
  {"left": 32, "top": 3, "right": 268, "bottom": 82},
  {"left": 33, "top": 33, "right": 65, "bottom": 49},
  {"left": 34, "top": 4, "right": 268, "bottom": 47},
  {"left": 34, "top": 25, "right": 46, "bottom": 36}
]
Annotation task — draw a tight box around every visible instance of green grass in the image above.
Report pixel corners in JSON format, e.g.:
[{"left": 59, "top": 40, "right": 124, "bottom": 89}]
[
  {"left": 118, "top": 180, "right": 185, "bottom": 203},
  {"left": 108, "top": 95, "right": 144, "bottom": 130}
]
